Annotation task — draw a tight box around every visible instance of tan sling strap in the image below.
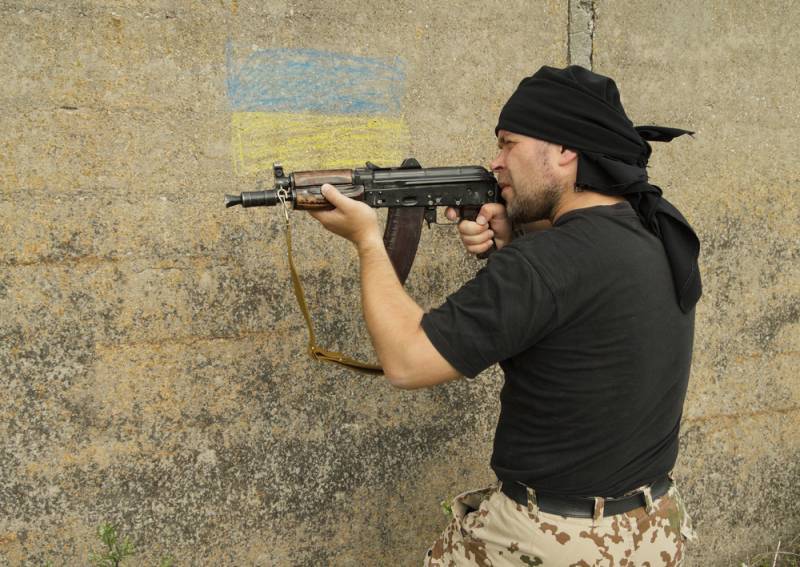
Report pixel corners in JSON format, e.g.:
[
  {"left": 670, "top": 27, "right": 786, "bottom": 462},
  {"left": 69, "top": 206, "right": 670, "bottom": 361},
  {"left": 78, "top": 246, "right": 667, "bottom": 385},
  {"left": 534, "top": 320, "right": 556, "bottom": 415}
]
[{"left": 278, "top": 190, "right": 385, "bottom": 374}]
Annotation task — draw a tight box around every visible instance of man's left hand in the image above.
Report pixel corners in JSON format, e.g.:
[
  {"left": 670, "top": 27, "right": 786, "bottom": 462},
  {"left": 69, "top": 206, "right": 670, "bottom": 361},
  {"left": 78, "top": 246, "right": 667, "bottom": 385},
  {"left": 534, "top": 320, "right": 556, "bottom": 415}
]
[{"left": 308, "top": 184, "right": 382, "bottom": 248}]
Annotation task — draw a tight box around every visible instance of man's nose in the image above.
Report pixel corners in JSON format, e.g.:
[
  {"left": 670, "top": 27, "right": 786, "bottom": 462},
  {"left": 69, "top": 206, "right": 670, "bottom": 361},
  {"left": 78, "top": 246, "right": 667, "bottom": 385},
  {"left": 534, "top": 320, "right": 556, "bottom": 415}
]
[{"left": 490, "top": 153, "right": 504, "bottom": 172}]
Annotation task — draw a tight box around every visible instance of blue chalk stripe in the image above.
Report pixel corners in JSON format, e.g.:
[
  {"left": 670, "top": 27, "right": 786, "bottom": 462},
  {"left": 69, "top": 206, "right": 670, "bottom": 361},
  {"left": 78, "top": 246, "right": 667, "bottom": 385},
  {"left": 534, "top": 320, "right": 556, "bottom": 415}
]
[{"left": 226, "top": 42, "right": 405, "bottom": 114}]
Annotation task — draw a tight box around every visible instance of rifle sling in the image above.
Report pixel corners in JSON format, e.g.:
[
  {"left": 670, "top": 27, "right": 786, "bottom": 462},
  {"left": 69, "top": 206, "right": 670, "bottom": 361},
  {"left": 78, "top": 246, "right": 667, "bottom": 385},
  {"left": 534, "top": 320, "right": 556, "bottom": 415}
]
[{"left": 282, "top": 214, "right": 385, "bottom": 374}]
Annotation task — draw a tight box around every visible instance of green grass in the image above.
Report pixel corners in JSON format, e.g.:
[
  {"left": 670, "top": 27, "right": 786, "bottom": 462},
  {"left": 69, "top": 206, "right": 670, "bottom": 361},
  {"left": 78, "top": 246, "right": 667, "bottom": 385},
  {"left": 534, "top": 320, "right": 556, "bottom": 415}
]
[{"left": 51, "top": 522, "right": 174, "bottom": 567}]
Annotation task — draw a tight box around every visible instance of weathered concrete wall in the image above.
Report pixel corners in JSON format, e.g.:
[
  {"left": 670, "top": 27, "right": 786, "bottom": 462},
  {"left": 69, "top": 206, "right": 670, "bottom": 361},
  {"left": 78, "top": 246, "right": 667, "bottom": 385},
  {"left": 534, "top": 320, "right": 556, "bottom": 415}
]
[{"left": 0, "top": 0, "right": 797, "bottom": 565}]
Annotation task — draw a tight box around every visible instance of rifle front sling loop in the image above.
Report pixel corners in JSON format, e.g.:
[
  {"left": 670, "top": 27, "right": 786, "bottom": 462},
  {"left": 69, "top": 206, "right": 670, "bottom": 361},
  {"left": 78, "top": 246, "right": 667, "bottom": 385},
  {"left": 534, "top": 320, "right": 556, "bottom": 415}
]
[{"left": 277, "top": 197, "right": 384, "bottom": 375}]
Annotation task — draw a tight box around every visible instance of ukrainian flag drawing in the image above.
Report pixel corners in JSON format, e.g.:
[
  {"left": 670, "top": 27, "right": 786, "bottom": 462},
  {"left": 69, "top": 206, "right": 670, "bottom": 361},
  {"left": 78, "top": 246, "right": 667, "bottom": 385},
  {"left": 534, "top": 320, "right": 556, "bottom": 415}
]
[{"left": 226, "top": 42, "right": 410, "bottom": 175}]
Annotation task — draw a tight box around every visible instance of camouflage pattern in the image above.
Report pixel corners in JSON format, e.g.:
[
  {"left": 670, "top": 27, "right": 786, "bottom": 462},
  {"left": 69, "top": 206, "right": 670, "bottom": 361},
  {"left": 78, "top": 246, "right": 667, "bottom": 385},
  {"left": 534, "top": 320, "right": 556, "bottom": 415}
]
[{"left": 424, "top": 481, "right": 696, "bottom": 566}]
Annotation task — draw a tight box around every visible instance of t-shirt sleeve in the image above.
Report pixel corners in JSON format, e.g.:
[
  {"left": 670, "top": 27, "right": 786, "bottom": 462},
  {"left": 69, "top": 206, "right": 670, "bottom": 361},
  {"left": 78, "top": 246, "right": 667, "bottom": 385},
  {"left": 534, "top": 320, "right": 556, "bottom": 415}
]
[{"left": 420, "top": 246, "right": 558, "bottom": 378}]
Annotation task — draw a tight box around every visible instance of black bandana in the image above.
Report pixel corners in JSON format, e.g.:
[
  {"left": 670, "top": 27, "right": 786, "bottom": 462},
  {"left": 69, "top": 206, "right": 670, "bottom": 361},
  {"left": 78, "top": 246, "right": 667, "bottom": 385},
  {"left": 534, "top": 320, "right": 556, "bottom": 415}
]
[{"left": 496, "top": 65, "right": 701, "bottom": 312}]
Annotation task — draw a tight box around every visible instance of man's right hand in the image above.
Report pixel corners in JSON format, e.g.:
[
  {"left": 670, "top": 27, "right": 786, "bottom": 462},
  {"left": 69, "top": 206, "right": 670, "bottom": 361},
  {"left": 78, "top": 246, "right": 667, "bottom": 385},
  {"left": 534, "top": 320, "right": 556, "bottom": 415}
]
[{"left": 445, "top": 203, "right": 513, "bottom": 255}]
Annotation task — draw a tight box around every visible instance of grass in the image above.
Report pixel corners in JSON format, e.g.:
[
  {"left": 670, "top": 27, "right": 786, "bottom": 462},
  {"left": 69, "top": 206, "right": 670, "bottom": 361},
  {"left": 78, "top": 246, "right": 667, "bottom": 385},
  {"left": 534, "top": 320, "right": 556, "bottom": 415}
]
[
  {"left": 739, "top": 534, "right": 800, "bottom": 567},
  {"left": 42, "top": 522, "right": 175, "bottom": 567}
]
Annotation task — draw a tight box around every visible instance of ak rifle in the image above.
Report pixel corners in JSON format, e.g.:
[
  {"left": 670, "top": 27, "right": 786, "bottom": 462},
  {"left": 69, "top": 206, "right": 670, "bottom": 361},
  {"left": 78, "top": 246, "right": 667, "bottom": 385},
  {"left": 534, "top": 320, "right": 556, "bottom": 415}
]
[
  {"left": 224, "top": 158, "right": 502, "bottom": 373},
  {"left": 225, "top": 158, "right": 502, "bottom": 280}
]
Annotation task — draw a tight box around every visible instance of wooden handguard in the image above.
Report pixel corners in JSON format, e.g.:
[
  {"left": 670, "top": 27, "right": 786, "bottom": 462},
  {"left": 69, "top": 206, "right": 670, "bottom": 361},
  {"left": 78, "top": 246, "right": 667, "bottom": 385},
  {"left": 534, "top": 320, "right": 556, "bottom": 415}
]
[{"left": 291, "top": 170, "right": 366, "bottom": 210}]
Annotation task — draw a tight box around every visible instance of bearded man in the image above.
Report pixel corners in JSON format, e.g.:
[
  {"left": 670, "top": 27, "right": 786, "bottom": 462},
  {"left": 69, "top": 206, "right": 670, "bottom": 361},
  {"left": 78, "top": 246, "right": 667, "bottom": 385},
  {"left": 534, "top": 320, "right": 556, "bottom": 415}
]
[{"left": 309, "top": 65, "right": 700, "bottom": 565}]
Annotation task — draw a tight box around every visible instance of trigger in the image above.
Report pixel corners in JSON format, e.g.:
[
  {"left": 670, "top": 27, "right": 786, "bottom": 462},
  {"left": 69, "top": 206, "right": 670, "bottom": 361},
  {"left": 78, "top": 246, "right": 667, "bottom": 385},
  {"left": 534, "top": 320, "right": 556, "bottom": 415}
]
[{"left": 424, "top": 207, "right": 436, "bottom": 228}]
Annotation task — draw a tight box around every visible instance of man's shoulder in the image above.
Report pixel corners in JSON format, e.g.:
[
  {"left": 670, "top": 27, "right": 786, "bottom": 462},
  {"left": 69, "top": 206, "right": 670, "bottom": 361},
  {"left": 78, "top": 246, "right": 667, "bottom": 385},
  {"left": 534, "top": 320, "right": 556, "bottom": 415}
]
[
  {"left": 509, "top": 203, "right": 652, "bottom": 257},
  {"left": 504, "top": 217, "right": 590, "bottom": 261},
  {"left": 503, "top": 203, "right": 667, "bottom": 294}
]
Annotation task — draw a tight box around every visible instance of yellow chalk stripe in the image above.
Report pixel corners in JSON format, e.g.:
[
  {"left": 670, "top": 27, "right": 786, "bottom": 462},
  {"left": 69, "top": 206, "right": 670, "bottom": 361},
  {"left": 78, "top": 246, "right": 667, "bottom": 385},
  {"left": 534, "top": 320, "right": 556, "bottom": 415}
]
[{"left": 232, "top": 112, "right": 410, "bottom": 175}]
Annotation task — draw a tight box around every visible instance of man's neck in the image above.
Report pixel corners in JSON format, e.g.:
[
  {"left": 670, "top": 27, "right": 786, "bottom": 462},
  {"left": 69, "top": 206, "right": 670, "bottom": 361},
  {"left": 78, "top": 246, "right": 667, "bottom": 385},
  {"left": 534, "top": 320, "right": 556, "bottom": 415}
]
[{"left": 551, "top": 187, "right": 625, "bottom": 222}]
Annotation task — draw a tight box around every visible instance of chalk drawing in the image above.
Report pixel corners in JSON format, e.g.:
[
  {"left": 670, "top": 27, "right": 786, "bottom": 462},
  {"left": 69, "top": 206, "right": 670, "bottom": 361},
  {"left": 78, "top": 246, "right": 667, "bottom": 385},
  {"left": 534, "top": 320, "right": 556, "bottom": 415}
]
[
  {"left": 232, "top": 112, "right": 409, "bottom": 173},
  {"left": 226, "top": 42, "right": 409, "bottom": 175}
]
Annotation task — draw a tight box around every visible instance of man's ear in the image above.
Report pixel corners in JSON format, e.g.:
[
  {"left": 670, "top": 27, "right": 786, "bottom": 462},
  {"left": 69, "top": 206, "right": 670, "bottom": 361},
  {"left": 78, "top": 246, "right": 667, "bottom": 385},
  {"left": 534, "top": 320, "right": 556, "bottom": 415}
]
[{"left": 558, "top": 147, "right": 579, "bottom": 166}]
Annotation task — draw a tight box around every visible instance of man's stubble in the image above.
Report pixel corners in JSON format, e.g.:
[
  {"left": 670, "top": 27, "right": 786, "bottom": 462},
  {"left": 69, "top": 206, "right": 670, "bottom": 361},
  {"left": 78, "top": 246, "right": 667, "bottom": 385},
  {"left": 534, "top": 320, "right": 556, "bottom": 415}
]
[{"left": 505, "top": 147, "right": 564, "bottom": 225}]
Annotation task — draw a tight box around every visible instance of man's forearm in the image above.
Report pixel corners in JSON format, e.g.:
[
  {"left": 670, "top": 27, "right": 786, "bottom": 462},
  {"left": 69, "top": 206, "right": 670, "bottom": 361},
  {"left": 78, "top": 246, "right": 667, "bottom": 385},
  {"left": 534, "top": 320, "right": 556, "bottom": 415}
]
[
  {"left": 308, "top": 185, "right": 458, "bottom": 387},
  {"left": 356, "top": 236, "right": 424, "bottom": 378}
]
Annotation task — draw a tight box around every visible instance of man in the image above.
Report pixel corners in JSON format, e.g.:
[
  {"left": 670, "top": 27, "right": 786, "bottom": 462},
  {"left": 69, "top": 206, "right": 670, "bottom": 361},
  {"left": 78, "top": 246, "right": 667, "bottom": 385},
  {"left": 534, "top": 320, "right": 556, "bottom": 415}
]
[{"left": 309, "top": 65, "right": 700, "bottom": 565}]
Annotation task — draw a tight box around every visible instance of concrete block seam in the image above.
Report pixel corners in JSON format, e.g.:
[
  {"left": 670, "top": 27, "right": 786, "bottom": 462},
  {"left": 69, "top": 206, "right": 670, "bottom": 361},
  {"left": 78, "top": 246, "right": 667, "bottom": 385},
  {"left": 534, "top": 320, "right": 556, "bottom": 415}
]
[
  {"left": 568, "top": 0, "right": 595, "bottom": 69},
  {"left": 0, "top": 253, "right": 239, "bottom": 269},
  {"left": 683, "top": 405, "right": 800, "bottom": 425},
  {"left": 92, "top": 330, "right": 295, "bottom": 352}
]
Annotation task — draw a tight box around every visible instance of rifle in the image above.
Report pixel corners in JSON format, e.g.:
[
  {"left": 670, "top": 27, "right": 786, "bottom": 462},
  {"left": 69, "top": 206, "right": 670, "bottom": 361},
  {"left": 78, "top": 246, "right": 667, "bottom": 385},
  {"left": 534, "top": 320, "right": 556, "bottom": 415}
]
[{"left": 224, "top": 158, "right": 502, "bottom": 373}]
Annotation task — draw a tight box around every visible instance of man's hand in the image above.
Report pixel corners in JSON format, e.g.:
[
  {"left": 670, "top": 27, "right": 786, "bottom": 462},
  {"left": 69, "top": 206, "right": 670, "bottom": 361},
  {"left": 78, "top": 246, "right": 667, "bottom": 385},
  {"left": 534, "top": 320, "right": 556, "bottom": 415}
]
[
  {"left": 445, "top": 203, "right": 513, "bottom": 254},
  {"left": 308, "top": 184, "right": 382, "bottom": 249}
]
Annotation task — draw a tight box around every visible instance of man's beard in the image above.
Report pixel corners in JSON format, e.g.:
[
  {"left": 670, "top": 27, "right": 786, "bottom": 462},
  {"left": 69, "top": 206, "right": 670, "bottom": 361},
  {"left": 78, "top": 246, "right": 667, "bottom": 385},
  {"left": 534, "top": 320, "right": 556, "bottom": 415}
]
[{"left": 506, "top": 180, "right": 563, "bottom": 224}]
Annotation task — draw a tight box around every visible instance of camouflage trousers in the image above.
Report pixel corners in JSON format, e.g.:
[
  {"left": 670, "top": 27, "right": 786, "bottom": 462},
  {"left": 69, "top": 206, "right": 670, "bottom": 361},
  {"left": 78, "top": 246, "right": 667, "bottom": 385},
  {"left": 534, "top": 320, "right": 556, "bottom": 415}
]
[{"left": 424, "top": 481, "right": 696, "bottom": 566}]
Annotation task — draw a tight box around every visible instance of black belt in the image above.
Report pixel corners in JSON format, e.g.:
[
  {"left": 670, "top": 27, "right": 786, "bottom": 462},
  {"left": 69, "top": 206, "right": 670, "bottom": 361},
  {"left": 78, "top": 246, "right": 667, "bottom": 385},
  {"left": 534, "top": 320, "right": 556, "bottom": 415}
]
[{"left": 500, "top": 476, "right": 672, "bottom": 518}]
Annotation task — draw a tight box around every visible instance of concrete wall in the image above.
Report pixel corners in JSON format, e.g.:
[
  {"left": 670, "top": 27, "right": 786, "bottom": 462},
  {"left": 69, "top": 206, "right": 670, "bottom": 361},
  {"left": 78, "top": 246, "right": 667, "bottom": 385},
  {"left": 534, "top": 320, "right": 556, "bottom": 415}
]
[{"left": 1, "top": 1, "right": 797, "bottom": 565}]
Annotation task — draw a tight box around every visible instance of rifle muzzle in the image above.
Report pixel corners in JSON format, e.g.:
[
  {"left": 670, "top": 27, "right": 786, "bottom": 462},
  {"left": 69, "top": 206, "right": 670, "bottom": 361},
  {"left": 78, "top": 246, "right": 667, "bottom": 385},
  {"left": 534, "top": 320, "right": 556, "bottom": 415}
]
[{"left": 224, "top": 190, "right": 281, "bottom": 208}]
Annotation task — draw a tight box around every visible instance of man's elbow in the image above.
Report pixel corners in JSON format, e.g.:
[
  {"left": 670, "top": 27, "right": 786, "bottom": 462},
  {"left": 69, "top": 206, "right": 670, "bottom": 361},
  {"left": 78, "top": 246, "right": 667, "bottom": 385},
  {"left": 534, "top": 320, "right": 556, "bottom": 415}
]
[
  {"left": 382, "top": 359, "right": 461, "bottom": 390},
  {"left": 383, "top": 363, "right": 424, "bottom": 390},
  {"left": 379, "top": 328, "right": 461, "bottom": 389}
]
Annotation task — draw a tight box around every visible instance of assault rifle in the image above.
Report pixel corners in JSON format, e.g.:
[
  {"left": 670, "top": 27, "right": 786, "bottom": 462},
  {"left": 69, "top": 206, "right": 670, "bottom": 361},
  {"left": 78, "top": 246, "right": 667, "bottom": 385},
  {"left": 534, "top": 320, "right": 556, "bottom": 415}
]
[
  {"left": 225, "top": 158, "right": 501, "bottom": 282},
  {"left": 224, "top": 158, "right": 502, "bottom": 373}
]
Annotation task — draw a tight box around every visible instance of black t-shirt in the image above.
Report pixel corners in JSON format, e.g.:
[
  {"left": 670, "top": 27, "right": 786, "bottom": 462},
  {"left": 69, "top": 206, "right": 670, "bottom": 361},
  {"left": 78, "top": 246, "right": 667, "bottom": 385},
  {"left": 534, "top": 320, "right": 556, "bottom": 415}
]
[{"left": 421, "top": 202, "right": 694, "bottom": 497}]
